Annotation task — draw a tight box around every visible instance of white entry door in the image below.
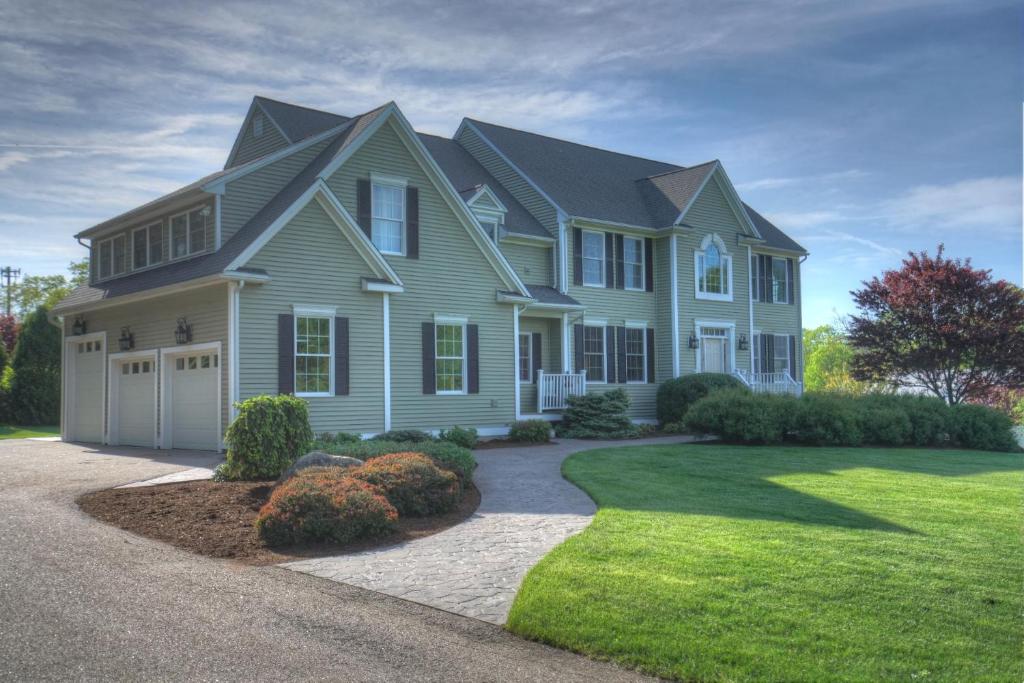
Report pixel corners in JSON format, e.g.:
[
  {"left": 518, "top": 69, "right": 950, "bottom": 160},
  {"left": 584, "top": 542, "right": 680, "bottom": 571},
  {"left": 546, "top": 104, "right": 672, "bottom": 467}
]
[
  {"left": 115, "top": 357, "right": 156, "bottom": 447},
  {"left": 166, "top": 350, "right": 220, "bottom": 450},
  {"left": 700, "top": 328, "right": 731, "bottom": 374},
  {"left": 69, "top": 338, "right": 105, "bottom": 443}
]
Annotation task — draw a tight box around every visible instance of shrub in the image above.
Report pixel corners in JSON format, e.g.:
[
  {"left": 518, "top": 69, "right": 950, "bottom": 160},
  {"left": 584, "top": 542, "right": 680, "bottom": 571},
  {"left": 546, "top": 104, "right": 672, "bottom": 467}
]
[
  {"left": 899, "top": 396, "right": 954, "bottom": 447},
  {"left": 320, "top": 440, "right": 477, "bottom": 483},
  {"left": 0, "top": 365, "right": 13, "bottom": 426},
  {"left": 353, "top": 452, "right": 461, "bottom": 516},
  {"left": 790, "top": 394, "right": 863, "bottom": 446},
  {"left": 508, "top": 419, "right": 551, "bottom": 443},
  {"left": 8, "top": 306, "right": 60, "bottom": 425},
  {"left": 439, "top": 425, "right": 478, "bottom": 449},
  {"left": 221, "top": 394, "right": 314, "bottom": 480},
  {"left": 657, "top": 373, "right": 748, "bottom": 426},
  {"left": 950, "top": 404, "right": 1019, "bottom": 452},
  {"left": 371, "top": 429, "right": 435, "bottom": 443},
  {"left": 314, "top": 431, "right": 361, "bottom": 447},
  {"left": 255, "top": 468, "right": 397, "bottom": 546},
  {"left": 684, "top": 389, "right": 794, "bottom": 444},
  {"left": 556, "top": 388, "right": 639, "bottom": 439}
]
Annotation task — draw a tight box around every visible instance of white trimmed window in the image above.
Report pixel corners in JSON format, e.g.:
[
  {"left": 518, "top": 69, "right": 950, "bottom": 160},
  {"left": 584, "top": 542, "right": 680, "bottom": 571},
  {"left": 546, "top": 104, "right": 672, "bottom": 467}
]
[
  {"left": 96, "top": 234, "right": 126, "bottom": 279},
  {"left": 295, "top": 312, "right": 334, "bottom": 396},
  {"left": 148, "top": 223, "right": 164, "bottom": 266},
  {"left": 623, "top": 236, "right": 644, "bottom": 290},
  {"left": 371, "top": 177, "right": 405, "bottom": 255},
  {"left": 625, "top": 326, "right": 646, "bottom": 382},
  {"left": 435, "top": 322, "right": 466, "bottom": 394},
  {"left": 583, "top": 325, "right": 606, "bottom": 382},
  {"left": 772, "top": 258, "right": 790, "bottom": 303},
  {"left": 753, "top": 333, "right": 793, "bottom": 375},
  {"left": 474, "top": 210, "right": 503, "bottom": 243},
  {"left": 582, "top": 230, "right": 604, "bottom": 286},
  {"left": 170, "top": 206, "right": 211, "bottom": 260},
  {"left": 97, "top": 239, "right": 113, "bottom": 279},
  {"left": 695, "top": 235, "right": 732, "bottom": 301},
  {"left": 774, "top": 334, "right": 791, "bottom": 374},
  {"left": 518, "top": 333, "right": 532, "bottom": 382},
  {"left": 132, "top": 227, "right": 148, "bottom": 270}
]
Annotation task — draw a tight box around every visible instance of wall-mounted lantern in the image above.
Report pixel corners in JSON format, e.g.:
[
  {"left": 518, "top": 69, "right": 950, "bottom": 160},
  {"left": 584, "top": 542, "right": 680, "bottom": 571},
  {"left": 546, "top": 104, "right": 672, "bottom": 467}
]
[
  {"left": 174, "top": 317, "right": 193, "bottom": 345},
  {"left": 737, "top": 333, "right": 749, "bottom": 351},
  {"left": 688, "top": 332, "right": 700, "bottom": 349},
  {"left": 71, "top": 316, "right": 87, "bottom": 336},
  {"left": 118, "top": 326, "right": 134, "bottom": 352}
]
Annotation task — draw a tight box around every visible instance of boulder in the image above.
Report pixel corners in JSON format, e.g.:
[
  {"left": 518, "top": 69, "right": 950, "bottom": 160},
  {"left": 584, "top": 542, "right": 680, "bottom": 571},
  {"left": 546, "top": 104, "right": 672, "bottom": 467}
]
[{"left": 278, "top": 451, "right": 363, "bottom": 482}]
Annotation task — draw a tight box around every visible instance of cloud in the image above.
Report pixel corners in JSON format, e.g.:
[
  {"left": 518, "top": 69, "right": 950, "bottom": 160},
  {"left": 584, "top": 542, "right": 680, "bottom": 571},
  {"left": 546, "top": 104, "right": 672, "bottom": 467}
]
[
  {"left": 0, "top": 151, "right": 29, "bottom": 172},
  {"left": 736, "top": 169, "right": 869, "bottom": 192},
  {"left": 882, "top": 176, "right": 1021, "bottom": 236}
]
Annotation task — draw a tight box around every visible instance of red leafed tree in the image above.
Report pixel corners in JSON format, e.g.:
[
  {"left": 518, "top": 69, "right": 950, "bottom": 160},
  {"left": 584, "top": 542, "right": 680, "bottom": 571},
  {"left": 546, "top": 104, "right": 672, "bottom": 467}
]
[
  {"left": 848, "top": 245, "right": 1024, "bottom": 404},
  {"left": 0, "top": 314, "right": 17, "bottom": 353}
]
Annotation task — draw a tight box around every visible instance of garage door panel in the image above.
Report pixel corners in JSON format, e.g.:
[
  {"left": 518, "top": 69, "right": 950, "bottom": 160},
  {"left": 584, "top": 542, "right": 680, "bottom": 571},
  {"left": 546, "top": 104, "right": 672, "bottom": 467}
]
[
  {"left": 70, "top": 339, "right": 104, "bottom": 443},
  {"left": 116, "top": 358, "right": 155, "bottom": 447},
  {"left": 169, "top": 351, "right": 220, "bottom": 451}
]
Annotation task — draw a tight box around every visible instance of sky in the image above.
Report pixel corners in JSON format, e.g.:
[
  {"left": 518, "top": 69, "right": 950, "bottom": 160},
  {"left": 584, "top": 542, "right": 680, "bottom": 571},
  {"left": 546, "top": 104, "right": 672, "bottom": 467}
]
[{"left": 0, "top": 0, "right": 1020, "bottom": 327}]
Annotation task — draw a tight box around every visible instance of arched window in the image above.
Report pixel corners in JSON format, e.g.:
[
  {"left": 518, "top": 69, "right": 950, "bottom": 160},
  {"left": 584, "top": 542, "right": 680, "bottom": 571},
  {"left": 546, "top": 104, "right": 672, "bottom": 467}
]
[{"left": 695, "top": 235, "right": 732, "bottom": 300}]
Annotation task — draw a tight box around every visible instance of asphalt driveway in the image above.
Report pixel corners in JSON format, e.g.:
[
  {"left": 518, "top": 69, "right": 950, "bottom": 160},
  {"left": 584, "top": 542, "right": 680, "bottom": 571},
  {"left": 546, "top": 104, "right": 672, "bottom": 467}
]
[{"left": 0, "top": 439, "right": 651, "bottom": 682}]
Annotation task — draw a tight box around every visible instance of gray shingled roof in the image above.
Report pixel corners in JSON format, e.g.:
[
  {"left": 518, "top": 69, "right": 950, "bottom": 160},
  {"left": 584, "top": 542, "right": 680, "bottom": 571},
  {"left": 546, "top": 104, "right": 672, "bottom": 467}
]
[
  {"left": 525, "top": 284, "right": 582, "bottom": 307},
  {"left": 254, "top": 96, "right": 350, "bottom": 143},
  {"left": 637, "top": 161, "right": 719, "bottom": 228},
  {"left": 744, "top": 204, "right": 807, "bottom": 254}
]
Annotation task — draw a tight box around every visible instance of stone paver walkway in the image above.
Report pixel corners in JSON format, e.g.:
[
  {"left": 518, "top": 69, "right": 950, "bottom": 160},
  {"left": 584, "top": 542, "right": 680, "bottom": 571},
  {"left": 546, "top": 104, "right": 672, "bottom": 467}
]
[
  {"left": 116, "top": 465, "right": 220, "bottom": 488},
  {"left": 284, "top": 435, "right": 700, "bottom": 624}
]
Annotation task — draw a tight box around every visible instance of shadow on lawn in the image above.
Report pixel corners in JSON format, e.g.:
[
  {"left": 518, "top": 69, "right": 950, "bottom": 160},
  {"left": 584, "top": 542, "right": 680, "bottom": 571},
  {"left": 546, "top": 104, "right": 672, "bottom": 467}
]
[{"left": 572, "top": 445, "right": 1024, "bottom": 535}]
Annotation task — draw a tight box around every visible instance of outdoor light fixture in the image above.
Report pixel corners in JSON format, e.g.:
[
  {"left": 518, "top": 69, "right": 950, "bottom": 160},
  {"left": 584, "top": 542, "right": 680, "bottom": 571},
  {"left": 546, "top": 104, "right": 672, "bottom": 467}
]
[
  {"left": 174, "top": 317, "right": 193, "bottom": 345},
  {"left": 118, "top": 326, "right": 134, "bottom": 352},
  {"left": 737, "top": 333, "right": 749, "bottom": 351},
  {"left": 688, "top": 333, "right": 699, "bottom": 349},
  {"left": 71, "top": 316, "right": 86, "bottom": 336}
]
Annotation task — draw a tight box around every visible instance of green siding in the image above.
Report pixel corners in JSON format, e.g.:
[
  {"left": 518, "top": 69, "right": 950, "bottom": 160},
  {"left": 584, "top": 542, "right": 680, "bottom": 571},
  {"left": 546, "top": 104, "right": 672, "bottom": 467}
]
[
  {"left": 232, "top": 110, "right": 290, "bottom": 167},
  {"left": 654, "top": 235, "right": 674, "bottom": 381},
  {"left": 326, "top": 119, "right": 517, "bottom": 431},
  {"left": 239, "top": 201, "right": 386, "bottom": 434},
  {"left": 500, "top": 240, "right": 552, "bottom": 286},
  {"left": 753, "top": 253, "right": 803, "bottom": 379}
]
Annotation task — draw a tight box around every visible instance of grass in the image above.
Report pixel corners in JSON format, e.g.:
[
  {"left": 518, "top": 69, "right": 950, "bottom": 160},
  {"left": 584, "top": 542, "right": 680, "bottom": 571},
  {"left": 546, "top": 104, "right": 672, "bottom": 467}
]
[
  {"left": 506, "top": 444, "right": 1023, "bottom": 682},
  {"left": 0, "top": 424, "right": 59, "bottom": 439}
]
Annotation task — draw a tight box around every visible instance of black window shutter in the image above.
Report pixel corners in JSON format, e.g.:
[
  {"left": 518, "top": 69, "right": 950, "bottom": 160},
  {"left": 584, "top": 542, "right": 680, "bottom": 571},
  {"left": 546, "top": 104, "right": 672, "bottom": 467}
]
[
  {"left": 786, "top": 258, "right": 795, "bottom": 304},
  {"left": 614, "top": 234, "right": 625, "bottom": 290},
  {"left": 531, "top": 332, "right": 542, "bottom": 383},
  {"left": 604, "top": 232, "right": 615, "bottom": 288},
  {"left": 646, "top": 328, "right": 656, "bottom": 383},
  {"left": 467, "top": 324, "right": 479, "bottom": 394},
  {"left": 616, "top": 326, "right": 627, "bottom": 383},
  {"left": 763, "top": 255, "right": 774, "bottom": 304},
  {"left": 406, "top": 186, "right": 419, "bottom": 259},
  {"left": 750, "top": 254, "right": 759, "bottom": 302},
  {"left": 357, "top": 179, "right": 372, "bottom": 239},
  {"left": 573, "top": 324, "right": 585, "bottom": 373},
  {"left": 334, "top": 317, "right": 349, "bottom": 396},
  {"left": 644, "top": 238, "right": 654, "bottom": 292},
  {"left": 789, "top": 335, "right": 797, "bottom": 378},
  {"left": 278, "top": 314, "right": 294, "bottom": 395},
  {"left": 572, "top": 229, "right": 583, "bottom": 286},
  {"left": 758, "top": 334, "right": 769, "bottom": 374},
  {"left": 765, "top": 335, "right": 776, "bottom": 373},
  {"left": 605, "top": 326, "right": 616, "bottom": 382},
  {"left": 421, "top": 322, "right": 436, "bottom": 394}
]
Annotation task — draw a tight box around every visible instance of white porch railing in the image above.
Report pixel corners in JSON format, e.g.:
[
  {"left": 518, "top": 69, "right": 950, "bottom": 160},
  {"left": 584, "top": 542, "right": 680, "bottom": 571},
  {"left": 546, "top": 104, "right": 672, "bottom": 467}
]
[
  {"left": 537, "top": 370, "right": 587, "bottom": 411},
  {"left": 733, "top": 370, "right": 803, "bottom": 396}
]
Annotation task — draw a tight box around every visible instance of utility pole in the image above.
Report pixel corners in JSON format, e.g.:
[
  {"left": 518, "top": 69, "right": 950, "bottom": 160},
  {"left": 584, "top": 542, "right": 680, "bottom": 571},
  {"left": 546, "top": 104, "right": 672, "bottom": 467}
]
[{"left": 0, "top": 267, "right": 20, "bottom": 316}]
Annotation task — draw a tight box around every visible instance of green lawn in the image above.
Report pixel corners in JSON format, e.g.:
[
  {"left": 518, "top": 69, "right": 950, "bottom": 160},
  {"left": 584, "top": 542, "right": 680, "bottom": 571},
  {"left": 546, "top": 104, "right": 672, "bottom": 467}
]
[
  {"left": 507, "top": 445, "right": 1023, "bottom": 682},
  {"left": 0, "top": 425, "right": 59, "bottom": 439}
]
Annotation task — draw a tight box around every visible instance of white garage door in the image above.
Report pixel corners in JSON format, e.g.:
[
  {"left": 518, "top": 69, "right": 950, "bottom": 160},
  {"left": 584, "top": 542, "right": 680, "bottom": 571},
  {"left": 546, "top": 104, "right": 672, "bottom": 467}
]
[
  {"left": 70, "top": 338, "right": 104, "bottom": 443},
  {"left": 115, "top": 358, "right": 155, "bottom": 447},
  {"left": 168, "top": 350, "right": 220, "bottom": 451}
]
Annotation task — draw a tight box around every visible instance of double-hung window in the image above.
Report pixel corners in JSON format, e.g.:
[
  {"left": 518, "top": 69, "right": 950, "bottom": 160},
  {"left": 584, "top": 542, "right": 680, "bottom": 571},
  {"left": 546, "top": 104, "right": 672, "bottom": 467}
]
[
  {"left": 132, "top": 227, "right": 148, "bottom": 270},
  {"left": 623, "top": 237, "right": 644, "bottom": 290},
  {"left": 518, "top": 333, "right": 532, "bottom": 382},
  {"left": 772, "top": 258, "right": 790, "bottom": 303},
  {"left": 148, "top": 223, "right": 164, "bottom": 266},
  {"left": 773, "top": 334, "right": 791, "bottom": 374},
  {"left": 170, "top": 207, "right": 210, "bottom": 260},
  {"left": 97, "top": 239, "right": 113, "bottom": 279},
  {"left": 435, "top": 321, "right": 466, "bottom": 394},
  {"left": 695, "top": 236, "right": 732, "bottom": 300},
  {"left": 583, "top": 325, "right": 606, "bottom": 382},
  {"left": 295, "top": 312, "right": 333, "bottom": 396},
  {"left": 625, "top": 327, "right": 646, "bottom": 382},
  {"left": 582, "top": 230, "right": 604, "bottom": 286},
  {"left": 371, "top": 178, "right": 405, "bottom": 255}
]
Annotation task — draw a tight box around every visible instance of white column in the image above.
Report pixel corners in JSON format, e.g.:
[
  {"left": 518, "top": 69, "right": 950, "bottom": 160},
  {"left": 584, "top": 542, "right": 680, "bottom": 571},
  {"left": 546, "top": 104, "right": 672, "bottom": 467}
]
[
  {"left": 561, "top": 312, "right": 571, "bottom": 373},
  {"left": 670, "top": 233, "right": 680, "bottom": 377},
  {"left": 382, "top": 293, "right": 391, "bottom": 432},
  {"left": 513, "top": 306, "right": 521, "bottom": 421}
]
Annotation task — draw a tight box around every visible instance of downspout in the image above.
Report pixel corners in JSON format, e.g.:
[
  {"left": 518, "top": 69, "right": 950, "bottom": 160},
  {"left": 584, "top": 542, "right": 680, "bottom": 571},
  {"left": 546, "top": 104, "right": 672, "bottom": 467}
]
[
  {"left": 670, "top": 233, "right": 680, "bottom": 377},
  {"left": 747, "top": 245, "right": 754, "bottom": 372},
  {"left": 513, "top": 304, "right": 526, "bottom": 420}
]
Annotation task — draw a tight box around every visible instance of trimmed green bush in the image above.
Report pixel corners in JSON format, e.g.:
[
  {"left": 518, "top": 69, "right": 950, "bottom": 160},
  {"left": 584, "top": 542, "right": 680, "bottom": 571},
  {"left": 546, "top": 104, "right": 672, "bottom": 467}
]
[
  {"left": 790, "top": 394, "right": 863, "bottom": 446},
  {"left": 255, "top": 467, "right": 397, "bottom": 546},
  {"left": 684, "top": 389, "right": 794, "bottom": 444},
  {"left": 313, "top": 431, "right": 361, "bottom": 449},
  {"left": 657, "top": 373, "right": 748, "bottom": 426},
  {"left": 509, "top": 419, "right": 552, "bottom": 443},
  {"left": 371, "top": 429, "right": 435, "bottom": 443},
  {"left": 0, "top": 365, "right": 13, "bottom": 425},
  {"left": 556, "top": 388, "right": 639, "bottom": 439},
  {"left": 353, "top": 452, "right": 461, "bottom": 516},
  {"left": 222, "top": 394, "right": 314, "bottom": 480},
  {"left": 950, "top": 404, "right": 1018, "bottom": 452},
  {"left": 8, "top": 306, "right": 61, "bottom": 425},
  {"left": 439, "top": 425, "right": 478, "bottom": 449},
  {"left": 320, "top": 440, "right": 477, "bottom": 483}
]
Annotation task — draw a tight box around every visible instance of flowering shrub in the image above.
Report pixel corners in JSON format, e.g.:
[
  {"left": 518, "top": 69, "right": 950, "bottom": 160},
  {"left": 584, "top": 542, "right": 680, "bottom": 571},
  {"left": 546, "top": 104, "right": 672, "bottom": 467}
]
[
  {"left": 353, "top": 452, "right": 460, "bottom": 516},
  {"left": 255, "top": 468, "right": 397, "bottom": 546}
]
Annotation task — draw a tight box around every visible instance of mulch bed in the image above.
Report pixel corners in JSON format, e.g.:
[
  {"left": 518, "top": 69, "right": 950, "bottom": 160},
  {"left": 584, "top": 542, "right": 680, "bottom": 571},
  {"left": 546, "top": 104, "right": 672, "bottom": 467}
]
[{"left": 78, "top": 480, "right": 480, "bottom": 566}]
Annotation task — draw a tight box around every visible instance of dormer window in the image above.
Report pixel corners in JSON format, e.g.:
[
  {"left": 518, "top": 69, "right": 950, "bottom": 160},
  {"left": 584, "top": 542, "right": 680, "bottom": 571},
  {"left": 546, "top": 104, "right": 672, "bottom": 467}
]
[
  {"left": 695, "top": 234, "right": 733, "bottom": 301},
  {"left": 474, "top": 211, "right": 504, "bottom": 242},
  {"left": 169, "top": 206, "right": 212, "bottom": 260}
]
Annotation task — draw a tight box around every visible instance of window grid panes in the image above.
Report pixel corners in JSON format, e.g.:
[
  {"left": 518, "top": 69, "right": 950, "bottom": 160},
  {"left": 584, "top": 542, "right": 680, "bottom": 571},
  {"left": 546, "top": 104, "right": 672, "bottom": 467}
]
[
  {"left": 772, "top": 259, "right": 789, "bottom": 303},
  {"left": 623, "top": 237, "right": 643, "bottom": 289},
  {"left": 98, "top": 240, "right": 113, "bottom": 279},
  {"left": 625, "top": 328, "right": 646, "bottom": 382},
  {"left": 582, "top": 231, "right": 604, "bottom": 286},
  {"left": 583, "top": 326, "right": 605, "bottom": 382},
  {"left": 435, "top": 324, "right": 465, "bottom": 393},
  {"left": 774, "top": 334, "right": 791, "bottom": 374},
  {"left": 148, "top": 224, "right": 163, "bottom": 265},
  {"left": 296, "top": 316, "right": 332, "bottom": 394},
  {"left": 132, "top": 228, "right": 148, "bottom": 269},
  {"left": 518, "top": 333, "right": 531, "bottom": 382},
  {"left": 188, "top": 208, "right": 208, "bottom": 253},
  {"left": 171, "top": 214, "right": 189, "bottom": 259},
  {"left": 112, "top": 235, "right": 126, "bottom": 275},
  {"left": 372, "top": 183, "right": 404, "bottom": 254}
]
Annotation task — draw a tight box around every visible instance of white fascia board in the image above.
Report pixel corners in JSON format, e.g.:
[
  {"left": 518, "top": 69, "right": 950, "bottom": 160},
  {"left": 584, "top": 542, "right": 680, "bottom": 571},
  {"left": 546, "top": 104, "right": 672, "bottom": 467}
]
[
  {"left": 496, "top": 291, "right": 535, "bottom": 305},
  {"left": 568, "top": 215, "right": 660, "bottom": 232},
  {"left": 222, "top": 269, "right": 271, "bottom": 283},
  {"left": 361, "top": 279, "right": 404, "bottom": 293},
  {"left": 314, "top": 103, "right": 396, "bottom": 182}
]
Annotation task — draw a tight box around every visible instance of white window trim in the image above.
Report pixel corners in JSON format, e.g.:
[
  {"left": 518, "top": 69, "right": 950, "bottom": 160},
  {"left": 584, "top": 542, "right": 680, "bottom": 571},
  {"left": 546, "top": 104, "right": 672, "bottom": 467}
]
[
  {"left": 772, "top": 258, "right": 791, "bottom": 304},
  {"left": 622, "top": 235, "right": 645, "bottom": 291},
  {"left": 695, "top": 319, "right": 736, "bottom": 374},
  {"left": 774, "top": 333, "right": 792, "bottom": 375},
  {"left": 624, "top": 325, "right": 648, "bottom": 384},
  {"left": 694, "top": 234, "right": 733, "bottom": 302},
  {"left": 518, "top": 333, "right": 532, "bottom": 383},
  {"left": 293, "top": 305, "right": 336, "bottom": 398},
  {"left": 434, "top": 318, "right": 467, "bottom": 396},
  {"left": 370, "top": 174, "right": 407, "bottom": 256},
  {"left": 581, "top": 229, "right": 605, "bottom": 288},
  {"left": 168, "top": 204, "right": 212, "bottom": 262},
  {"left": 474, "top": 209, "right": 505, "bottom": 242},
  {"left": 582, "top": 323, "right": 607, "bottom": 385}
]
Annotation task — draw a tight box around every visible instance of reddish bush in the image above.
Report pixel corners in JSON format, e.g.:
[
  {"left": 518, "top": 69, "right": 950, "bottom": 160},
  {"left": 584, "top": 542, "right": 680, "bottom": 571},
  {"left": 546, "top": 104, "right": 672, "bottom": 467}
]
[
  {"left": 255, "top": 467, "right": 397, "bottom": 546},
  {"left": 353, "top": 452, "right": 460, "bottom": 516}
]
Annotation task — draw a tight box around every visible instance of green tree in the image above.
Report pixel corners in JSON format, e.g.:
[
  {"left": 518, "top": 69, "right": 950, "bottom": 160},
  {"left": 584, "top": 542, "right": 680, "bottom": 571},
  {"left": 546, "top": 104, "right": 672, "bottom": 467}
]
[
  {"left": 4, "top": 258, "right": 88, "bottom": 318},
  {"left": 8, "top": 306, "right": 61, "bottom": 425},
  {"left": 802, "top": 324, "right": 868, "bottom": 394}
]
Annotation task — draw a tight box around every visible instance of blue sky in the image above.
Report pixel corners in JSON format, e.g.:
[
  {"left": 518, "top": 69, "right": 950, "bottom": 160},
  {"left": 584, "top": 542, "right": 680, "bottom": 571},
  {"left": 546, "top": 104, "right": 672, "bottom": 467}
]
[{"left": 0, "top": 0, "right": 1020, "bottom": 327}]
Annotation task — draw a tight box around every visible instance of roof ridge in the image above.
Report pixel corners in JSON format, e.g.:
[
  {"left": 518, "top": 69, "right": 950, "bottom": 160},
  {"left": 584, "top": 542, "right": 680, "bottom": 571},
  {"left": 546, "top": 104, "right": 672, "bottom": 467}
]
[
  {"left": 642, "top": 159, "right": 719, "bottom": 181},
  {"left": 254, "top": 95, "right": 350, "bottom": 119},
  {"left": 465, "top": 118, "right": 684, "bottom": 169}
]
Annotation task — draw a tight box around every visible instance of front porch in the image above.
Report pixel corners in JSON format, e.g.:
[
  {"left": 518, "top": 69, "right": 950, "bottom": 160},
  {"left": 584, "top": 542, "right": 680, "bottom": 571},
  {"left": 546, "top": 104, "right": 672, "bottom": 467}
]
[{"left": 733, "top": 370, "right": 803, "bottom": 395}]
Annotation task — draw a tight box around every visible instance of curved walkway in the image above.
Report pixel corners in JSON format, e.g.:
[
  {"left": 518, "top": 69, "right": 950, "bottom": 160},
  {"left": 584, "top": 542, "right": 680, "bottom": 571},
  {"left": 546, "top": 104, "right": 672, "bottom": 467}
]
[{"left": 284, "top": 435, "right": 699, "bottom": 624}]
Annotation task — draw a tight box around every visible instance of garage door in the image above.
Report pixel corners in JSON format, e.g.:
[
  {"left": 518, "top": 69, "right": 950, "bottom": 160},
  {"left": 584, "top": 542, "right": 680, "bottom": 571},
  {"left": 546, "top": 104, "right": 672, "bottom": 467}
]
[
  {"left": 168, "top": 350, "right": 220, "bottom": 450},
  {"left": 115, "top": 357, "right": 155, "bottom": 447},
  {"left": 69, "top": 338, "right": 104, "bottom": 443}
]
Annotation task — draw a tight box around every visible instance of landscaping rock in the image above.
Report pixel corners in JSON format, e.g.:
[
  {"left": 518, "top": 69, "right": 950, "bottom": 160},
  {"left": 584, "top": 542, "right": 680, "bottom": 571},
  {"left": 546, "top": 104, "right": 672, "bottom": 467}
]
[{"left": 278, "top": 451, "right": 363, "bottom": 482}]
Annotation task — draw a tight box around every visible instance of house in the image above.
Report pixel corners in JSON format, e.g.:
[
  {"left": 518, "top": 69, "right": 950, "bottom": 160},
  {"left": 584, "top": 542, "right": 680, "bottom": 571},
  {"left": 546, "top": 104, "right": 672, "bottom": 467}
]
[{"left": 52, "top": 96, "right": 807, "bottom": 451}]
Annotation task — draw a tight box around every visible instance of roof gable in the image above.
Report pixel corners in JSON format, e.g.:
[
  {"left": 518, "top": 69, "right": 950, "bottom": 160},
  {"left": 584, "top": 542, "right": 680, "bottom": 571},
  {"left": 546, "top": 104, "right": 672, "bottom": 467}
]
[{"left": 675, "top": 163, "right": 760, "bottom": 239}]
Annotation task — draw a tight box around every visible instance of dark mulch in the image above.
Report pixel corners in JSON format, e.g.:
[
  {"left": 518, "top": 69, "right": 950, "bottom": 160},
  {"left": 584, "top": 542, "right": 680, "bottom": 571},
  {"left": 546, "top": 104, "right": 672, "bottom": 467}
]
[
  {"left": 78, "top": 480, "right": 480, "bottom": 566},
  {"left": 474, "top": 438, "right": 558, "bottom": 450}
]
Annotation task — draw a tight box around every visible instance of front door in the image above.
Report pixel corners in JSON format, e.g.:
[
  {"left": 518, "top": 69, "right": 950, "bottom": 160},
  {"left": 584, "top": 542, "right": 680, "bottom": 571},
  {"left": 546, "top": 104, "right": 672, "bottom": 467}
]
[{"left": 700, "top": 336, "right": 728, "bottom": 373}]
